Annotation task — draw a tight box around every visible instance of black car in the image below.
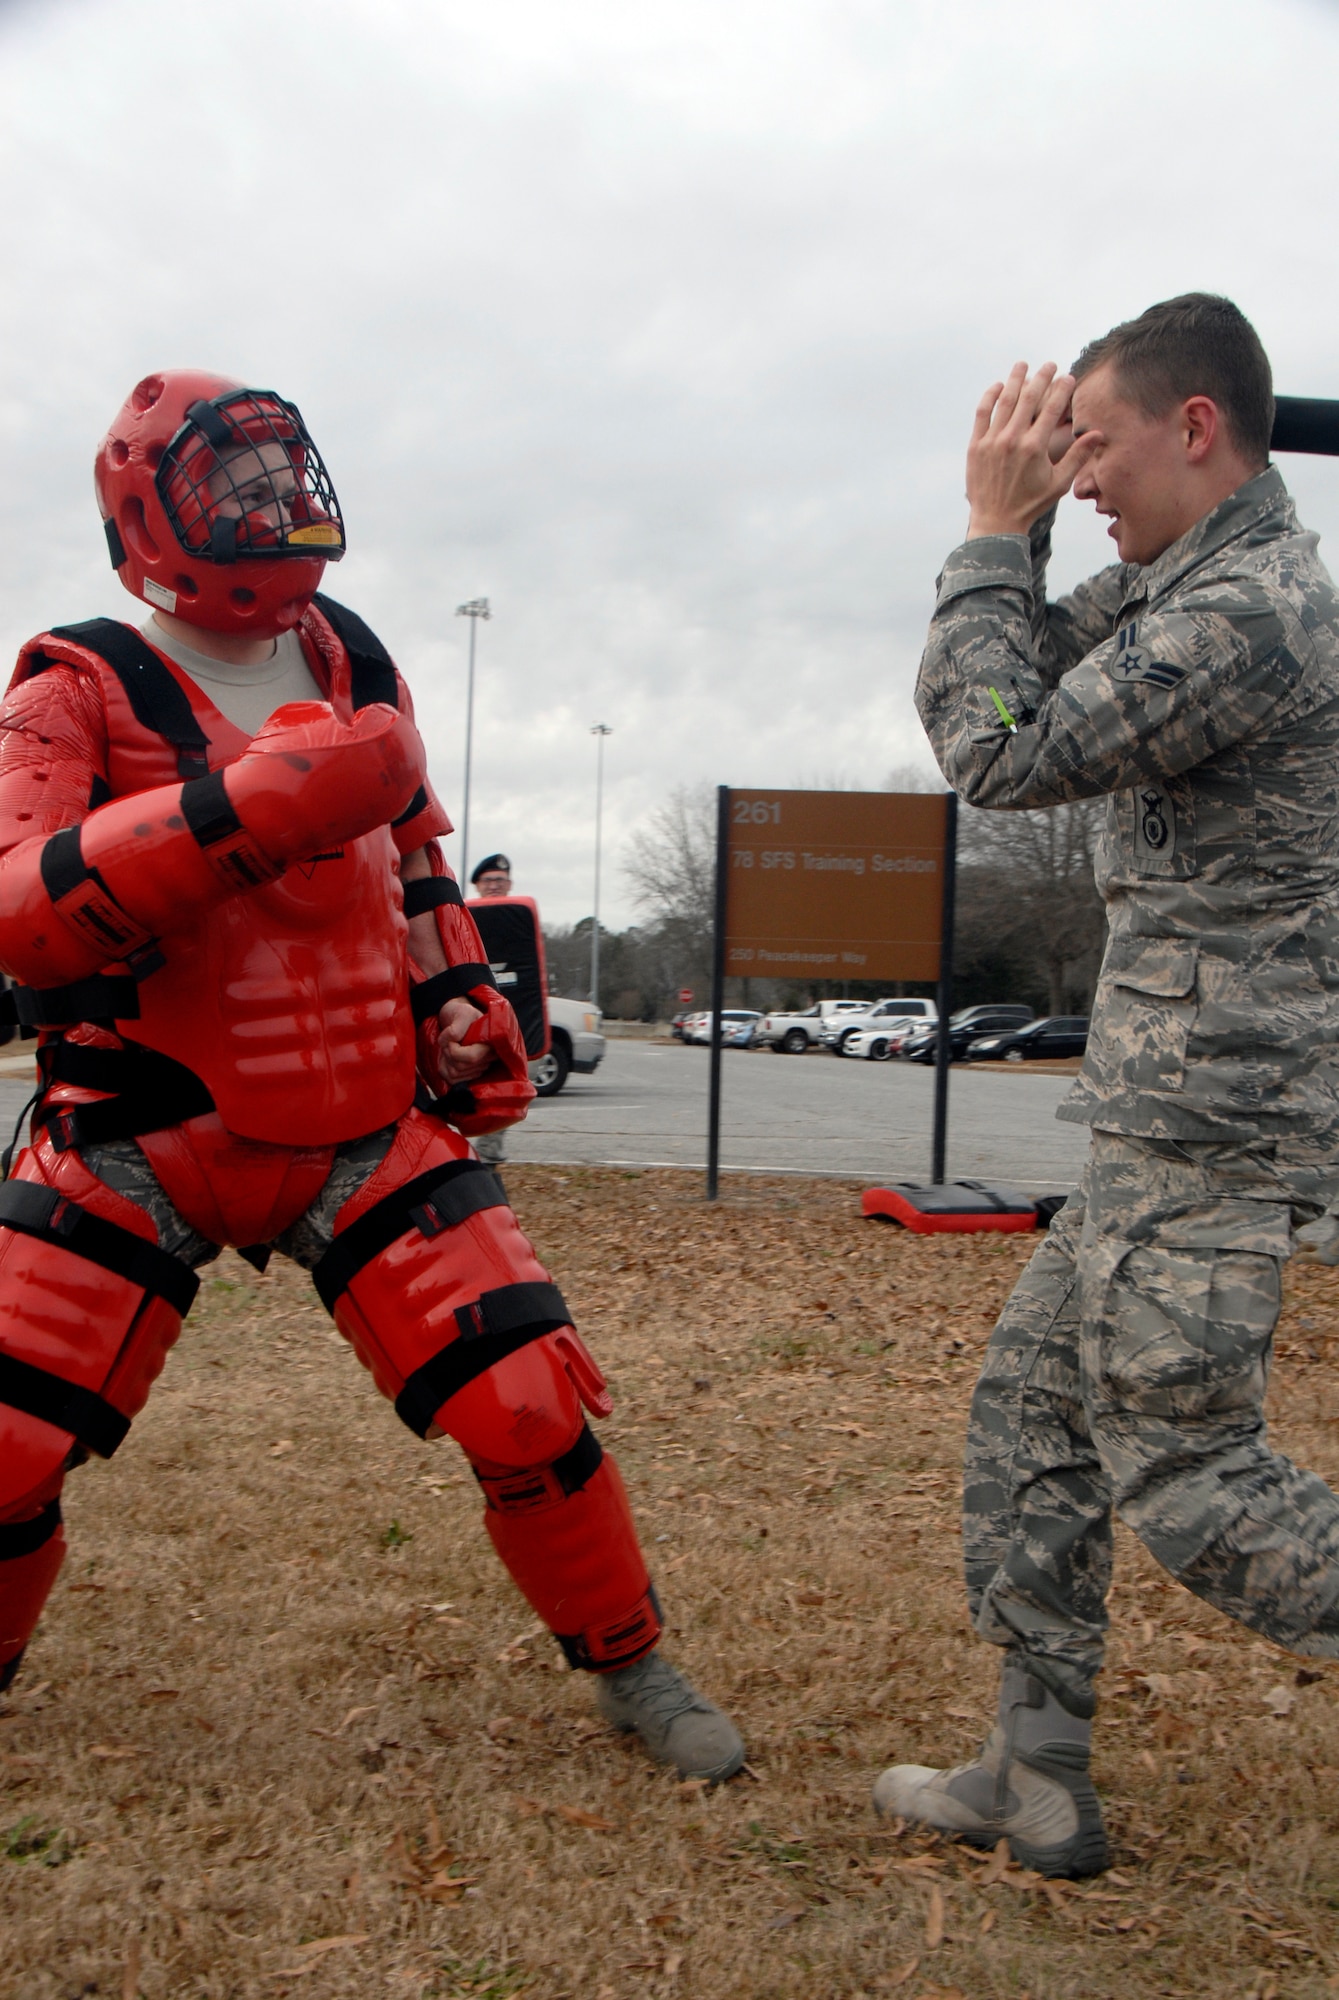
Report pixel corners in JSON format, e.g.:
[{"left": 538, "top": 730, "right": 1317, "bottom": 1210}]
[
  {"left": 903, "top": 1004, "right": 1035, "bottom": 1064},
  {"left": 966, "top": 1015, "right": 1089, "bottom": 1062}
]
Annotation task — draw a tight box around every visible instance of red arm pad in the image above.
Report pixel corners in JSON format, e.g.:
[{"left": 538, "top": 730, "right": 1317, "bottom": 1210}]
[
  {"left": 410, "top": 844, "right": 535, "bottom": 1134},
  {"left": 0, "top": 700, "right": 425, "bottom": 988}
]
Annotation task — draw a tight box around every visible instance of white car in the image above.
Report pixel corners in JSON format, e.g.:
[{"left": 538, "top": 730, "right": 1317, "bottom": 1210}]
[
  {"left": 530, "top": 996, "right": 605, "bottom": 1097},
  {"left": 819, "top": 995, "right": 938, "bottom": 1055},
  {"left": 686, "top": 1009, "right": 762, "bottom": 1047},
  {"left": 756, "top": 999, "right": 867, "bottom": 1053},
  {"left": 841, "top": 1017, "right": 924, "bottom": 1062}
]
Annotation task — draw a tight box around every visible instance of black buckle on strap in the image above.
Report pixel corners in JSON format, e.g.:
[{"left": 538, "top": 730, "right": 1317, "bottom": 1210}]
[
  {"left": 311, "top": 1159, "right": 505, "bottom": 1314},
  {"left": 0, "top": 1497, "right": 63, "bottom": 1559},
  {"left": 181, "top": 770, "right": 244, "bottom": 849},
  {"left": 34, "top": 1039, "right": 215, "bottom": 1152},
  {"left": 0, "top": 1349, "right": 131, "bottom": 1459},
  {"left": 0, "top": 1181, "right": 199, "bottom": 1319},
  {"left": 411, "top": 964, "right": 498, "bottom": 1023},
  {"left": 402, "top": 875, "right": 464, "bottom": 918},
  {"left": 9, "top": 974, "right": 142, "bottom": 1026},
  {"left": 394, "top": 1280, "right": 572, "bottom": 1439}
]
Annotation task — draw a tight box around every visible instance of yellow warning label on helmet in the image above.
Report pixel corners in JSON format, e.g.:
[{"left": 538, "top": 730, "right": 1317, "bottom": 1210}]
[{"left": 287, "top": 523, "right": 343, "bottom": 546}]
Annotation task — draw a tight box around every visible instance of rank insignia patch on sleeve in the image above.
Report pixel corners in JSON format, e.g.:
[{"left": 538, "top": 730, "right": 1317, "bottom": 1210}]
[{"left": 1108, "top": 624, "right": 1187, "bottom": 690}]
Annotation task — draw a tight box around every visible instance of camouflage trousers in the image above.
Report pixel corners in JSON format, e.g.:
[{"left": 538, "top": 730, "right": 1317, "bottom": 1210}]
[{"left": 964, "top": 1129, "right": 1339, "bottom": 1709}]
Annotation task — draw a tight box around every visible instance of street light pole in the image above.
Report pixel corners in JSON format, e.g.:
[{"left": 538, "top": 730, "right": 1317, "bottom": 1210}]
[
  {"left": 454, "top": 597, "right": 491, "bottom": 887},
  {"left": 590, "top": 723, "right": 612, "bottom": 1007}
]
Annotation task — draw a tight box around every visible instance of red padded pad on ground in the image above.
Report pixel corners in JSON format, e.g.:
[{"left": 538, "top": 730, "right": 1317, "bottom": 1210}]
[{"left": 861, "top": 1183, "right": 1038, "bottom": 1234}]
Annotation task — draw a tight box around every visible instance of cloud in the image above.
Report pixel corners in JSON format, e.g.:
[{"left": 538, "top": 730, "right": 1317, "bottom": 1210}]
[{"left": 4, "top": 0, "right": 1339, "bottom": 922}]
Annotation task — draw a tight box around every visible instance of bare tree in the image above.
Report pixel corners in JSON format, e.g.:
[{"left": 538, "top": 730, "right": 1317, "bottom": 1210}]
[
  {"left": 624, "top": 783, "right": 717, "bottom": 933},
  {"left": 956, "top": 798, "right": 1107, "bottom": 1014}
]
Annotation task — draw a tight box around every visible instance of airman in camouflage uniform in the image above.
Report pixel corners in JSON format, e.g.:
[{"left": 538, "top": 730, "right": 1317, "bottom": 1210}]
[{"left": 875, "top": 295, "right": 1339, "bottom": 1877}]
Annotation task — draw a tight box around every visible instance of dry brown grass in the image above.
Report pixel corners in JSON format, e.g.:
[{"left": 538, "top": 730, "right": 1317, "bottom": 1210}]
[{"left": 3, "top": 1165, "right": 1339, "bottom": 2000}]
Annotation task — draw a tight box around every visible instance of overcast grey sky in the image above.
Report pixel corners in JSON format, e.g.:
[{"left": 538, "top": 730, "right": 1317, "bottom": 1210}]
[{"left": 3, "top": 0, "right": 1339, "bottom": 925}]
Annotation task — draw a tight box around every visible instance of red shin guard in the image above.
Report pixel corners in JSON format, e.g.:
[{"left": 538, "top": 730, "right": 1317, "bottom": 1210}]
[
  {"left": 320, "top": 1112, "right": 657, "bottom": 1669},
  {"left": 482, "top": 1450, "right": 661, "bottom": 1671},
  {"left": 0, "top": 1489, "right": 66, "bottom": 1689}
]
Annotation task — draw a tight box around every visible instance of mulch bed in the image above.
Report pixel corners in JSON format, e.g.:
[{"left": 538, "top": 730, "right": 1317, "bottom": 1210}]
[{"left": 3, "top": 1165, "right": 1338, "bottom": 1999}]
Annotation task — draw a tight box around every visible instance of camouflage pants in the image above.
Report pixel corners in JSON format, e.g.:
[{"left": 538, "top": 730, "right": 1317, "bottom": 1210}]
[{"left": 965, "top": 1130, "right": 1339, "bottom": 1708}]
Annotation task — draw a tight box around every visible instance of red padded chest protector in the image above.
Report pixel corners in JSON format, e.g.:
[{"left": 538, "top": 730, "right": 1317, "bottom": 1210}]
[{"left": 0, "top": 605, "right": 450, "bottom": 1148}]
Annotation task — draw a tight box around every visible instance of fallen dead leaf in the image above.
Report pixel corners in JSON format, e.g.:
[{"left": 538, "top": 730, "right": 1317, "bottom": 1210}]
[
  {"left": 294, "top": 1934, "right": 371, "bottom": 1958},
  {"left": 1264, "top": 1684, "right": 1296, "bottom": 1719},
  {"left": 879, "top": 1960, "right": 919, "bottom": 1990},
  {"left": 975, "top": 1838, "right": 1012, "bottom": 1887},
  {"left": 89, "top": 1744, "right": 141, "bottom": 1760},
  {"left": 925, "top": 1884, "right": 945, "bottom": 1949},
  {"left": 553, "top": 1803, "right": 618, "bottom": 1831}
]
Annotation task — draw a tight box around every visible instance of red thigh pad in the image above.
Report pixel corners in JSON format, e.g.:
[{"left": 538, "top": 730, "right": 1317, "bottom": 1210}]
[
  {"left": 0, "top": 1138, "right": 196, "bottom": 1506},
  {"left": 319, "top": 1109, "right": 611, "bottom": 1462}
]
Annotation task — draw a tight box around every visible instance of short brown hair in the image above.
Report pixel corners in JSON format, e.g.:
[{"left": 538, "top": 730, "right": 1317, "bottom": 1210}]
[{"left": 1073, "top": 293, "right": 1273, "bottom": 466}]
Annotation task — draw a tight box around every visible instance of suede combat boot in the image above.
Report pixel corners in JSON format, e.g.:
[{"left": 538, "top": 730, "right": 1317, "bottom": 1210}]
[
  {"left": 872, "top": 1655, "right": 1108, "bottom": 1878},
  {"left": 596, "top": 1650, "right": 745, "bottom": 1784}
]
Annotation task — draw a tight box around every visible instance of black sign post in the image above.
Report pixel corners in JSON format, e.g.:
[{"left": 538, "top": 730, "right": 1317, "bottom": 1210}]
[
  {"left": 930, "top": 792, "right": 957, "bottom": 1186},
  {"left": 706, "top": 784, "right": 730, "bottom": 1202}
]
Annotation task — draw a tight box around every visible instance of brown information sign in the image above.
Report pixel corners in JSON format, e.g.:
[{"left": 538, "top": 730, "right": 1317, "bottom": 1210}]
[{"left": 725, "top": 789, "right": 950, "bottom": 983}]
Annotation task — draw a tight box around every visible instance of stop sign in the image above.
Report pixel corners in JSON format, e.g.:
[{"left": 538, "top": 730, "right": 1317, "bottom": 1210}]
[{"left": 679, "top": 988, "right": 693, "bottom": 1003}]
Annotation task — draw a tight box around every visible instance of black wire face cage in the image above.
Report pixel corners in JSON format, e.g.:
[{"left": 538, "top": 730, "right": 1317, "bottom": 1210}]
[{"left": 155, "top": 389, "right": 345, "bottom": 565}]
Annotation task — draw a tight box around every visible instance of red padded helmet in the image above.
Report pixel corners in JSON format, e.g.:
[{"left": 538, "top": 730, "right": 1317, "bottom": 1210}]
[{"left": 94, "top": 369, "right": 345, "bottom": 639}]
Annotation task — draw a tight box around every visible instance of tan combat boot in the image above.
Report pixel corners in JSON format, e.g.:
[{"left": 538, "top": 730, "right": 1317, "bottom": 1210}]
[{"left": 873, "top": 1655, "right": 1108, "bottom": 1878}]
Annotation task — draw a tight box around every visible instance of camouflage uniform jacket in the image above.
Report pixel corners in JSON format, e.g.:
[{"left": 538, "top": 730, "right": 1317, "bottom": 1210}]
[{"left": 916, "top": 466, "right": 1339, "bottom": 1153}]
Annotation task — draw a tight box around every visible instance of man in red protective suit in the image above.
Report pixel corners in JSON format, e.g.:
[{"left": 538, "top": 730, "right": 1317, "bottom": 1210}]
[{"left": 0, "top": 371, "right": 743, "bottom": 1785}]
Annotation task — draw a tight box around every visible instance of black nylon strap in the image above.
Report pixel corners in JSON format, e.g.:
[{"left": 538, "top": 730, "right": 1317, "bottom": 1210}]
[
  {"left": 402, "top": 875, "right": 464, "bottom": 918},
  {"left": 10, "top": 975, "right": 141, "bottom": 1026},
  {"left": 0, "top": 1181, "right": 199, "bottom": 1319},
  {"left": 185, "top": 397, "right": 236, "bottom": 450},
  {"left": 0, "top": 1351, "right": 130, "bottom": 1458},
  {"left": 311, "top": 593, "right": 399, "bottom": 711},
  {"left": 395, "top": 1281, "right": 572, "bottom": 1438},
  {"left": 312, "top": 1159, "right": 504, "bottom": 1313},
  {"left": 181, "top": 770, "right": 243, "bottom": 848},
  {"left": 35, "top": 1040, "right": 214, "bottom": 1151},
  {"left": 392, "top": 785, "right": 429, "bottom": 829},
  {"left": 48, "top": 620, "right": 211, "bottom": 779},
  {"left": 39, "top": 826, "right": 88, "bottom": 905},
  {"left": 0, "top": 1498, "right": 62, "bottom": 1560},
  {"left": 411, "top": 964, "right": 498, "bottom": 1022},
  {"left": 553, "top": 1422, "right": 603, "bottom": 1496}
]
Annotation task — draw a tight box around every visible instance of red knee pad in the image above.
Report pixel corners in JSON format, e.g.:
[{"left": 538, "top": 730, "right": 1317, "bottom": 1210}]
[
  {"left": 317, "top": 1118, "right": 610, "bottom": 1459},
  {"left": 483, "top": 1446, "right": 661, "bottom": 1671},
  {"left": 0, "top": 1495, "right": 67, "bottom": 1684}
]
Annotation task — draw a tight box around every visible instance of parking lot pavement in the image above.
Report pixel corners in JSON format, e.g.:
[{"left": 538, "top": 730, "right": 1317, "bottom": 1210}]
[
  {"left": 511, "top": 1039, "right": 1090, "bottom": 1192},
  {"left": 0, "top": 1042, "right": 1092, "bottom": 1194}
]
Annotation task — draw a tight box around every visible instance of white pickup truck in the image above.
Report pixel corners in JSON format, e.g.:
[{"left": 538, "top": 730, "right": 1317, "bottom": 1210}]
[
  {"left": 756, "top": 999, "right": 868, "bottom": 1053},
  {"left": 532, "top": 997, "right": 605, "bottom": 1096}
]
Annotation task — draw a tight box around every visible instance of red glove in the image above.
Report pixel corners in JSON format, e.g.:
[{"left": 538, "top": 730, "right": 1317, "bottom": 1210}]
[{"left": 416, "top": 982, "right": 535, "bottom": 1136}]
